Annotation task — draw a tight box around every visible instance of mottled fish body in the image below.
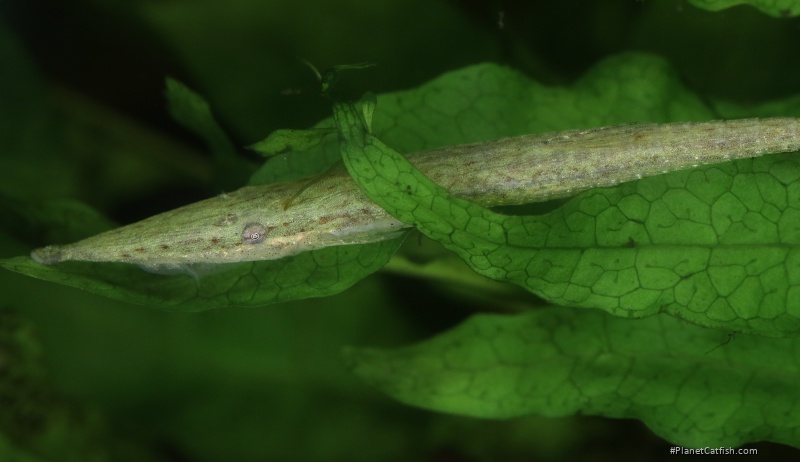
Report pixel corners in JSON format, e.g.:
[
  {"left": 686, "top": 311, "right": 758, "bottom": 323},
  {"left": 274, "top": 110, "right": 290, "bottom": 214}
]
[{"left": 31, "top": 118, "right": 800, "bottom": 266}]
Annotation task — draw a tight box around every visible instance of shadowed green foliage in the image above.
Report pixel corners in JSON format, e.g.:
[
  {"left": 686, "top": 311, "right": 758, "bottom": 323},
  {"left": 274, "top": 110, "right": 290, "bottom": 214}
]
[
  {"left": 334, "top": 69, "right": 800, "bottom": 337},
  {"left": 2, "top": 1, "right": 800, "bottom": 458},
  {"left": 344, "top": 307, "right": 800, "bottom": 448}
]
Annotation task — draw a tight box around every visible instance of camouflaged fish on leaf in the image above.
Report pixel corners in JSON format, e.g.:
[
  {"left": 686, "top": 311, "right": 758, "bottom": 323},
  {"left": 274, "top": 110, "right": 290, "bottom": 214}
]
[{"left": 31, "top": 118, "right": 800, "bottom": 267}]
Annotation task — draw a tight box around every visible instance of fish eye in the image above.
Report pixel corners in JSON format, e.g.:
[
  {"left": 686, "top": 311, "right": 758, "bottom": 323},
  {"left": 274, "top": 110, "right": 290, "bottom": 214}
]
[{"left": 242, "top": 223, "right": 268, "bottom": 244}]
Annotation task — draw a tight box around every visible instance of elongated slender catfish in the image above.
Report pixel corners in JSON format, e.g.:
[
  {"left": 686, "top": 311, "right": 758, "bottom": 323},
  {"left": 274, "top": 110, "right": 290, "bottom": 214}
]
[{"left": 31, "top": 118, "right": 800, "bottom": 268}]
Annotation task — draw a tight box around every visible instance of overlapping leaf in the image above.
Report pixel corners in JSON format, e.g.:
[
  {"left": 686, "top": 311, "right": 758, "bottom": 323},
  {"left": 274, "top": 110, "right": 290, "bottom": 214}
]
[
  {"left": 344, "top": 308, "right": 800, "bottom": 448},
  {"left": 335, "top": 99, "right": 800, "bottom": 337}
]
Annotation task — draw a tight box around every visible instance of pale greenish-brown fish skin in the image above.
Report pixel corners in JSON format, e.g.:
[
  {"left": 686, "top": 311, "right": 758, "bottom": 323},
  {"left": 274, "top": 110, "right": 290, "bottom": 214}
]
[{"left": 30, "top": 118, "right": 800, "bottom": 266}]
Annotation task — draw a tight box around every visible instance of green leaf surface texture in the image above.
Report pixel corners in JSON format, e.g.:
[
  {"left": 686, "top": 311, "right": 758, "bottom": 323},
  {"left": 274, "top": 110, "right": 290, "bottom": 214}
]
[
  {"left": 0, "top": 239, "right": 400, "bottom": 311},
  {"left": 331, "top": 55, "right": 800, "bottom": 449},
  {"left": 334, "top": 61, "right": 800, "bottom": 337},
  {"left": 344, "top": 307, "right": 800, "bottom": 448}
]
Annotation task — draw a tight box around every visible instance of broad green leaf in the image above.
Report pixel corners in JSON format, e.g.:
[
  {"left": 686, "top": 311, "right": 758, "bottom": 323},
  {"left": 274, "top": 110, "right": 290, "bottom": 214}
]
[
  {"left": 334, "top": 89, "right": 800, "bottom": 338},
  {"left": 0, "top": 239, "right": 400, "bottom": 311},
  {"left": 343, "top": 307, "right": 800, "bottom": 448},
  {"left": 688, "top": 0, "right": 800, "bottom": 17},
  {"left": 250, "top": 53, "right": 713, "bottom": 186}
]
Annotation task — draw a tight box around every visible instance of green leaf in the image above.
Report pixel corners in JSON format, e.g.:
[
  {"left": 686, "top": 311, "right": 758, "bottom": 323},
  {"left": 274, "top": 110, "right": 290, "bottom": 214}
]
[
  {"left": 247, "top": 124, "right": 341, "bottom": 186},
  {"left": 344, "top": 307, "right": 800, "bottom": 447},
  {"left": 0, "top": 238, "right": 401, "bottom": 310},
  {"left": 247, "top": 128, "right": 334, "bottom": 157},
  {"left": 334, "top": 76, "right": 800, "bottom": 338},
  {"left": 688, "top": 0, "right": 800, "bottom": 17},
  {"left": 165, "top": 77, "right": 252, "bottom": 188},
  {"left": 250, "top": 54, "right": 714, "bottom": 186}
]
